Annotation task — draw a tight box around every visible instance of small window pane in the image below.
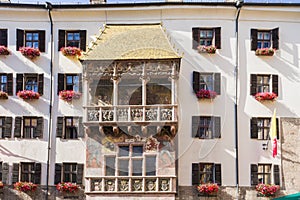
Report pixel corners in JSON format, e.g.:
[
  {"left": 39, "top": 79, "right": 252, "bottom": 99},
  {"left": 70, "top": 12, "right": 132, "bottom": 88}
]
[
  {"left": 264, "top": 33, "right": 270, "bottom": 40},
  {"left": 132, "top": 146, "right": 143, "bottom": 157},
  {"left": 105, "top": 157, "right": 115, "bottom": 176},
  {"left": 33, "top": 42, "right": 39, "bottom": 49},
  {"left": 26, "top": 42, "right": 32, "bottom": 47},
  {"left": 207, "top": 31, "right": 213, "bottom": 38},
  {"left": 132, "top": 159, "right": 142, "bottom": 176},
  {"left": 118, "top": 146, "right": 129, "bottom": 157},
  {"left": 146, "top": 156, "right": 156, "bottom": 176},
  {"left": 118, "top": 159, "right": 129, "bottom": 176},
  {"left": 67, "top": 33, "right": 73, "bottom": 40},
  {"left": 25, "top": 119, "right": 31, "bottom": 126},
  {"left": 66, "top": 76, "right": 73, "bottom": 84},
  {"left": 1, "top": 76, "right": 7, "bottom": 83},
  {"left": 200, "top": 31, "right": 206, "bottom": 38},
  {"left": 33, "top": 33, "right": 39, "bottom": 40},
  {"left": 26, "top": 33, "right": 32, "bottom": 40},
  {"left": 66, "top": 118, "right": 72, "bottom": 126},
  {"left": 74, "top": 33, "right": 80, "bottom": 40},
  {"left": 31, "top": 119, "right": 37, "bottom": 127}
]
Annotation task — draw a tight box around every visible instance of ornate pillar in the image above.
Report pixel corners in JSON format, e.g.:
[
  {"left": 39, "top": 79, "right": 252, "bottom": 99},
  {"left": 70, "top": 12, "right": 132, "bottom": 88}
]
[
  {"left": 170, "top": 61, "right": 179, "bottom": 121},
  {"left": 112, "top": 63, "right": 121, "bottom": 121},
  {"left": 140, "top": 62, "right": 150, "bottom": 121}
]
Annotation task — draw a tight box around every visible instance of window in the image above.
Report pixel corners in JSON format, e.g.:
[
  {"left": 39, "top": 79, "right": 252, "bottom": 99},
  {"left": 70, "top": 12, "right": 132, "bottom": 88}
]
[
  {"left": 12, "top": 162, "right": 41, "bottom": 184},
  {"left": 54, "top": 163, "right": 84, "bottom": 184},
  {"left": 16, "top": 73, "right": 44, "bottom": 95},
  {"left": 251, "top": 117, "right": 279, "bottom": 140},
  {"left": 250, "top": 74, "right": 278, "bottom": 96},
  {"left": 192, "top": 116, "right": 221, "bottom": 139},
  {"left": 251, "top": 164, "right": 280, "bottom": 186},
  {"left": 0, "top": 117, "right": 12, "bottom": 138},
  {"left": 0, "top": 29, "right": 8, "bottom": 47},
  {"left": 14, "top": 117, "right": 43, "bottom": 139},
  {"left": 251, "top": 28, "right": 279, "bottom": 50},
  {"left": 0, "top": 73, "right": 13, "bottom": 95},
  {"left": 57, "top": 73, "right": 82, "bottom": 94},
  {"left": 16, "top": 29, "right": 45, "bottom": 52},
  {"left": 192, "top": 27, "right": 221, "bottom": 49},
  {"left": 193, "top": 72, "right": 221, "bottom": 94},
  {"left": 56, "top": 117, "right": 83, "bottom": 139},
  {"left": 104, "top": 144, "right": 156, "bottom": 177},
  {"left": 58, "top": 30, "right": 86, "bottom": 51},
  {"left": 192, "top": 163, "right": 221, "bottom": 185}
]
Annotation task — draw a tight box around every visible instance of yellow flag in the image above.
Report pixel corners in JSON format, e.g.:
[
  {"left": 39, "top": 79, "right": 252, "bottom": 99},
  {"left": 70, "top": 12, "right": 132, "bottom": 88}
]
[{"left": 269, "top": 109, "right": 277, "bottom": 158}]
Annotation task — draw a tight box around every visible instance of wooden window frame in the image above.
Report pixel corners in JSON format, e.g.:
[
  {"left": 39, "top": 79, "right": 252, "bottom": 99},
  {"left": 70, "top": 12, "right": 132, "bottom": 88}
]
[
  {"left": 192, "top": 116, "right": 221, "bottom": 139},
  {"left": 25, "top": 31, "right": 40, "bottom": 49},
  {"left": 57, "top": 73, "right": 82, "bottom": 95},
  {"left": 250, "top": 74, "right": 278, "bottom": 96},
  {"left": 56, "top": 116, "right": 83, "bottom": 139},
  {"left": 20, "top": 162, "right": 35, "bottom": 182},
  {"left": 63, "top": 163, "right": 78, "bottom": 183},
  {"left": 192, "top": 27, "right": 221, "bottom": 49},
  {"left": 257, "top": 31, "right": 271, "bottom": 49},
  {"left": 192, "top": 163, "right": 222, "bottom": 185},
  {"left": 16, "top": 29, "right": 45, "bottom": 52},
  {"left": 256, "top": 75, "right": 271, "bottom": 93},
  {"left": 64, "top": 117, "right": 79, "bottom": 139},
  {"left": 0, "top": 73, "right": 13, "bottom": 95},
  {"left": 66, "top": 31, "right": 81, "bottom": 48},
  {"left": 55, "top": 163, "right": 83, "bottom": 184},
  {"left": 251, "top": 28, "right": 279, "bottom": 50},
  {"left": 193, "top": 72, "right": 221, "bottom": 95},
  {"left": 16, "top": 73, "right": 44, "bottom": 96},
  {"left": 58, "top": 29, "right": 86, "bottom": 51},
  {"left": 258, "top": 164, "right": 272, "bottom": 184},
  {"left": 23, "top": 117, "right": 38, "bottom": 139}
]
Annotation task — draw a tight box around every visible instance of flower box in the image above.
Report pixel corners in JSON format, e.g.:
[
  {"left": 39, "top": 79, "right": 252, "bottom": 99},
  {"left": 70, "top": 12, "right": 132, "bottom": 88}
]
[
  {"left": 196, "top": 89, "right": 217, "bottom": 99},
  {"left": 0, "top": 46, "right": 10, "bottom": 56},
  {"left": 14, "top": 182, "right": 37, "bottom": 192},
  {"left": 255, "top": 92, "right": 277, "bottom": 101},
  {"left": 0, "top": 181, "right": 3, "bottom": 189},
  {"left": 17, "top": 90, "right": 40, "bottom": 100},
  {"left": 0, "top": 91, "right": 8, "bottom": 99},
  {"left": 255, "top": 48, "right": 275, "bottom": 56},
  {"left": 56, "top": 182, "right": 79, "bottom": 193},
  {"left": 197, "top": 183, "right": 219, "bottom": 196},
  {"left": 59, "top": 90, "right": 81, "bottom": 102},
  {"left": 61, "top": 46, "right": 81, "bottom": 57},
  {"left": 197, "top": 45, "right": 216, "bottom": 54},
  {"left": 19, "top": 47, "right": 40, "bottom": 59},
  {"left": 256, "top": 183, "right": 280, "bottom": 197}
]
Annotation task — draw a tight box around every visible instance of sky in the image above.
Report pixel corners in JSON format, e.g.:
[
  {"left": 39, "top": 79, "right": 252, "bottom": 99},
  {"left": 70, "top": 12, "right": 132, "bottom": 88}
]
[{"left": 9, "top": 0, "right": 300, "bottom": 4}]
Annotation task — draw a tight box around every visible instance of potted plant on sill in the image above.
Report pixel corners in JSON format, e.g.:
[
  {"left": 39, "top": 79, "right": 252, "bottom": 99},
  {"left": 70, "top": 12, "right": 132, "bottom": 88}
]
[
  {"left": 197, "top": 45, "right": 216, "bottom": 54},
  {"left": 0, "top": 46, "right": 10, "bottom": 56},
  {"left": 14, "top": 181, "right": 37, "bottom": 193},
  {"left": 196, "top": 183, "right": 219, "bottom": 196},
  {"left": 256, "top": 183, "right": 280, "bottom": 197},
  {"left": 196, "top": 89, "right": 217, "bottom": 100},
  {"left": 0, "top": 91, "right": 8, "bottom": 99},
  {"left": 19, "top": 47, "right": 40, "bottom": 59},
  {"left": 255, "top": 48, "right": 275, "bottom": 56},
  {"left": 56, "top": 182, "right": 79, "bottom": 193},
  {"left": 255, "top": 92, "right": 277, "bottom": 102},
  {"left": 17, "top": 90, "right": 40, "bottom": 100},
  {"left": 60, "top": 46, "right": 82, "bottom": 57},
  {"left": 59, "top": 90, "right": 81, "bottom": 102}
]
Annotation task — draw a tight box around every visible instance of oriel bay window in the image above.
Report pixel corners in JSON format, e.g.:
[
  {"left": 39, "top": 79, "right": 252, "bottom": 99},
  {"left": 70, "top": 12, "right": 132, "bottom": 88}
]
[
  {"left": 118, "top": 77, "right": 142, "bottom": 105},
  {"left": 16, "top": 29, "right": 45, "bottom": 52},
  {"left": 192, "top": 163, "right": 221, "bottom": 185},
  {"left": 251, "top": 117, "right": 279, "bottom": 140},
  {"left": 58, "top": 30, "right": 86, "bottom": 51},
  {"left": 192, "top": 27, "right": 221, "bottom": 49},
  {"left": 251, "top": 28, "right": 279, "bottom": 50},
  {"left": 192, "top": 116, "right": 221, "bottom": 139},
  {"left": 16, "top": 73, "right": 44, "bottom": 95},
  {"left": 0, "top": 73, "right": 13, "bottom": 95},
  {"left": 14, "top": 117, "right": 43, "bottom": 139},
  {"left": 146, "top": 77, "right": 171, "bottom": 105},
  {"left": 55, "top": 163, "right": 83, "bottom": 184},
  {"left": 251, "top": 164, "right": 280, "bottom": 186}
]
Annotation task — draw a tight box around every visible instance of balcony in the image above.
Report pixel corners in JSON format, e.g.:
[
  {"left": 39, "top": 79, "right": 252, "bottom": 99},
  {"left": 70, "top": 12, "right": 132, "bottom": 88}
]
[
  {"left": 86, "top": 176, "right": 176, "bottom": 193},
  {"left": 85, "top": 105, "right": 178, "bottom": 123}
]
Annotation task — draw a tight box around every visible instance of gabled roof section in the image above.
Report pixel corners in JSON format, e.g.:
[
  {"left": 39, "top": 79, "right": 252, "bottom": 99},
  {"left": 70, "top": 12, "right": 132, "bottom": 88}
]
[{"left": 81, "top": 24, "right": 181, "bottom": 61}]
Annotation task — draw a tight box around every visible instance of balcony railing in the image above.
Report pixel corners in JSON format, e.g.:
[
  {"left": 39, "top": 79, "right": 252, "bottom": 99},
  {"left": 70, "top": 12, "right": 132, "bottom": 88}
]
[
  {"left": 85, "top": 105, "right": 178, "bottom": 123},
  {"left": 86, "top": 176, "right": 176, "bottom": 193}
]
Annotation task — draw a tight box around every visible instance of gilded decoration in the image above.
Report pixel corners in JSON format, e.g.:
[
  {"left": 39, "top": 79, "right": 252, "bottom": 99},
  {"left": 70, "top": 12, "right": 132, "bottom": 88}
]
[
  {"left": 132, "top": 179, "right": 143, "bottom": 191},
  {"left": 118, "top": 179, "right": 129, "bottom": 191}
]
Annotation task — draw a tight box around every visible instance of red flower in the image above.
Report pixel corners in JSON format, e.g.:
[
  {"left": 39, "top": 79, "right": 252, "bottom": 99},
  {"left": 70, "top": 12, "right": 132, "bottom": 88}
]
[
  {"left": 256, "top": 184, "right": 279, "bottom": 196},
  {"left": 60, "top": 46, "right": 82, "bottom": 57},
  {"left": 196, "top": 89, "right": 217, "bottom": 99},
  {"left": 14, "top": 182, "right": 37, "bottom": 192},
  {"left": 0, "top": 91, "right": 8, "bottom": 99},
  {"left": 255, "top": 92, "right": 277, "bottom": 101},
  {"left": 56, "top": 182, "right": 79, "bottom": 193},
  {"left": 255, "top": 48, "right": 275, "bottom": 56},
  {"left": 197, "top": 45, "right": 216, "bottom": 54},
  {"left": 197, "top": 183, "right": 219, "bottom": 195},
  {"left": 19, "top": 47, "right": 40, "bottom": 59},
  {"left": 59, "top": 90, "right": 81, "bottom": 102},
  {"left": 17, "top": 90, "right": 40, "bottom": 100},
  {"left": 0, "top": 46, "right": 10, "bottom": 55}
]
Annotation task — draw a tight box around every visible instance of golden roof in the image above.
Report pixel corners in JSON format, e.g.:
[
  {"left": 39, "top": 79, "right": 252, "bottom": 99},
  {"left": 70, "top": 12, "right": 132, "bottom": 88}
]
[{"left": 81, "top": 24, "right": 181, "bottom": 61}]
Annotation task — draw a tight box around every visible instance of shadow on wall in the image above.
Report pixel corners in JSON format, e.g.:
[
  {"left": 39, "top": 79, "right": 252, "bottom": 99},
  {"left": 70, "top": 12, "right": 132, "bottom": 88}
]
[{"left": 0, "top": 145, "right": 37, "bottom": 161}]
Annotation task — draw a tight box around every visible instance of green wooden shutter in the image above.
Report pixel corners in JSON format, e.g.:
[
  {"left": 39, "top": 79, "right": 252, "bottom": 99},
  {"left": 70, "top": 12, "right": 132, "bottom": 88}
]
[
  {"left": 76, "top": 164, "right": 84, "bottom": 184},
  {"left": 0, "top": 29, "right": 8, "bottom": 46},
  {"left": 34, "top": 163, "right": 41, "bottom": 184},
  {"left": 193, "top": 71, "right": 200, "bottom": 94},
  {"left": 80, "top": 30, "right": 87, "bottom": 51},
  {"left": 57, "top": 73, "right": 65, "bottom": 95},
  {"left": 214, "top": 27, "right": 221, "bottom": 49},
  {"left": 14, "top": 117, "right": 22, "bottom": 138},
  {"left": 272, "top": 75, "right": 279, "bottom": 96},
  {"left": 6, "top": 73, "right": 13, "bottom": 95},
  {"left": 214, "top": 73, "right": 221, "bottom": 95},
  {"left": 38, "top": 74, "right": 44, "bottom": 96},
  {"left": 273, "top": 165, "right": 280, "bottom": 185},
  {"left": 250, "top": 29, "right": 258, "bottom": 51},
  {"left": 34, "top": 117, "right": 43, "bottom": 138},
  {"left": 192, "top": 28, "right": 200, "bottom": 49},
  {"left": 215, "top": 164, "right": 222, "bottom": 185},
  {"left": 251, "top": 118, "right": 258, "bottom": 139},
  {"left": 78, "top": 117, "right": 84, "bottom": 138},
  {"left": 16, "top": 73, "right": 23, "bottom": 95},
  {"left": 58, "top": 30, "right": 66, "bottom": 51},
  {"left": 272, "top": 28, "right": 279, "bottom": 50},
  {"left": 54, "top": 163, "right": 62, "bottom": 184},
  {"left": 4, "top": 117, "right": 12, "bottom": 138},
  {"left": 213, "top": 117, "right": 221, "bottom": 138},
  {"left": 16, "top": 29, "right": 24, "bottom": 51},
  {"left": 78, "top": 73, "right": 82, "bottom": 93},
  {"left": 12, "top": 163, "right": 19, "bottom": 184},
  {"left": 250, "top": 74, "right": 257, "bottom": 96},
  {"left": 38, "top": 30, "right": 46, "bottom": 52},
  {"left": 56, "top": 117, "right": 64, "bottom": 138},
  {"left": 192, "top": 116, "right": 200, "bottom": 138},
  {"left": 2, "top": 163, "right": 9, "bottom": 184},
  {"left": 251, "top": 164, "right": 258, "bottom": 186},
  {"left": 192, "top": 163, "right": 200, "bottom": 185}
]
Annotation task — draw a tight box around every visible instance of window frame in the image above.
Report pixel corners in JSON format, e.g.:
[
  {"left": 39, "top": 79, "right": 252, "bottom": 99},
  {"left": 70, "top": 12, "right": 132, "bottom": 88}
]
[
  {"left": 56, "top": 116, "right": 83, "bottom": 139},
  {"left": 23, "top": 117, "right": 38, "bottom": 139},
  {"left": 58, "top": 29, "right": 86, "bottom": 51},
  {"left": 63, "top": 163, "right": 78, "bottom": 183},
  {"left": 0, "top": 29, "right": 8, "bottom": 47},
  {"left": 66, "top": 31, "right": 81, "bottom": 48},
  {"left": 250, "top": 74, "right": 278, "bottom": 96},
  {"left": 257, "top": 164, "right": 272, "bottom": 184},
  {"left": 193, "top": 72, "right": 221, "bottom": 95},
  {"left": 55, "top": 163, "right": 84, "bottom": 184},
  {"left": 14, "top": 116, "right": 43, "bottom": 139},
  {"left": 64, "top": 117, "right": 79, "bottom": 139},
  {"left": 256, "top": 75, "right": 271, "bottom": 93},
  {"left": 251, "top": 28, "right": 279, "bottom": 51},
  {"left": 20, "top": 162, "right": 35, "bottom": 183},
  {"left": 192, "top": 163, "right": 222, "bottom": 185},
  {"left": 192, "top": 27, "right": 221, "bottom": 49},
  {"left": 25, "top": 31, "right": 40, "bottom": 49},
  {"left": 257, "top": 31, "right": 271, "bottom": 49},
  {"left": 16, "top": 73, "right": 44, "bottom": 96},
  {"left": 192, "top": 116, "right": 221, "bottom": 139},
  {"left": 57, "top": 73, "right": 82, "bottom": 95},
  {"left": 16, "top": 29, "right": 45, "bottom": 52},
  {"left": 0, "top": 73, "right": 13, "bottom": 95}
]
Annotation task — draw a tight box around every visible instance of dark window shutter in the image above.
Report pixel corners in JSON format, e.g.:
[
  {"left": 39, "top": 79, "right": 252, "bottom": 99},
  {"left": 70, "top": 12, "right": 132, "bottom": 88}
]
[
  {"left": 16, "top": 73, "right": 23, "bottom": 95},
  {"left": 2, "top": 163, "right": 9, "bottom": 184},
  {"left": 80, "top": 30, "right": 87, "bottom": 51},
  {"left": 274, "top": 165, "right": 280, "bottom": 185},
  {"left": 7, "top": 73, "right": 13, "bottom": 95},
  {"left": 250, "top": 118, "right": 258, "bottom": 139},
  {"left": 276, "top": 118, "right": 279, "bottom": 140},
  {"left": 56, "top": 117, "right": 64, "bottom": 138},
  {"left": 14, "top": 117, "right": 22, "bottom": 138},
  {"left": 79, "top": 73, "right": 82, "bottom": 93},
  {"left": 192, "top": 116, "right": 200, "bottom": 138},
  {"left": 214, "top": 27, "right": 221, "bottom": 49},
  {"left": 250, "top": 74, "right": 257, "bottom": 96},
  {"left": 251, "top": 29, "right": 258, "bottom": 51},
  {"left": 57, "top": 73, "right": 65, "bottom": 95},
  {"left": 16, "top": 29, "right": 24, "bottom": 51},
  {"left": 76, "top": 164, "right": 84, "bottom": 184},
  {"left": 192, "top": 163, "right": 200, "bottom": 185},
  {"left": 214, "top": 117, "right": 221, "bottom": 138},
  {"left": 34, "top": 117, "right": 43, "bottom": 138},
  {"left": 38, "top": 74, "right": 44, "bottom": 96},
  {"left": 78, "top": 117, "right": 84, "bottom": 138},
  {"left": 54, "top": 163, "right": 62, "bottom": 184},
  {"left": 251, "top": 164, "right": 258, "bottom": 186},
  {"left": 272, "top": 28, "right": 279, "bottom": 50},
  {"left": 34, "top": 163, "right": 41, "bottom": 184},
  {"left": 192, "top": 28, "right": 200, "bottom": 49},
  {"left": 214, "top": 73, "right": 221, "bottom": 95},
  {"left": 0, "top": 29, "right": 8, "bottom": 47},
  {"left": 272, "top": 75, "right": 279, "bottom": 96},
  {"left": 193, "top": 71, "right": 200, "bottom": 94},
  {"left": 38, "top": 30, "right": 45, "bottom": 52},
  {"left": 4, "top": 117, "right": 12, "bottom": 138},
  {"left": 12, "top": 163, "right": 19, "bottom": 184},
  {"left": 215, "top": 164, "right": 222, "bottom": 185},
  {"left": 58, "top": 30, "right": 65, "bottom": 51}
]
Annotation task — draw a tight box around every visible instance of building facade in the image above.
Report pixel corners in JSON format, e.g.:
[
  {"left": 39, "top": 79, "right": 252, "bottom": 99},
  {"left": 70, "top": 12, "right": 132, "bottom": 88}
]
[{"left": 0, "top": 1, "right": 299, "bottom": 200}]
